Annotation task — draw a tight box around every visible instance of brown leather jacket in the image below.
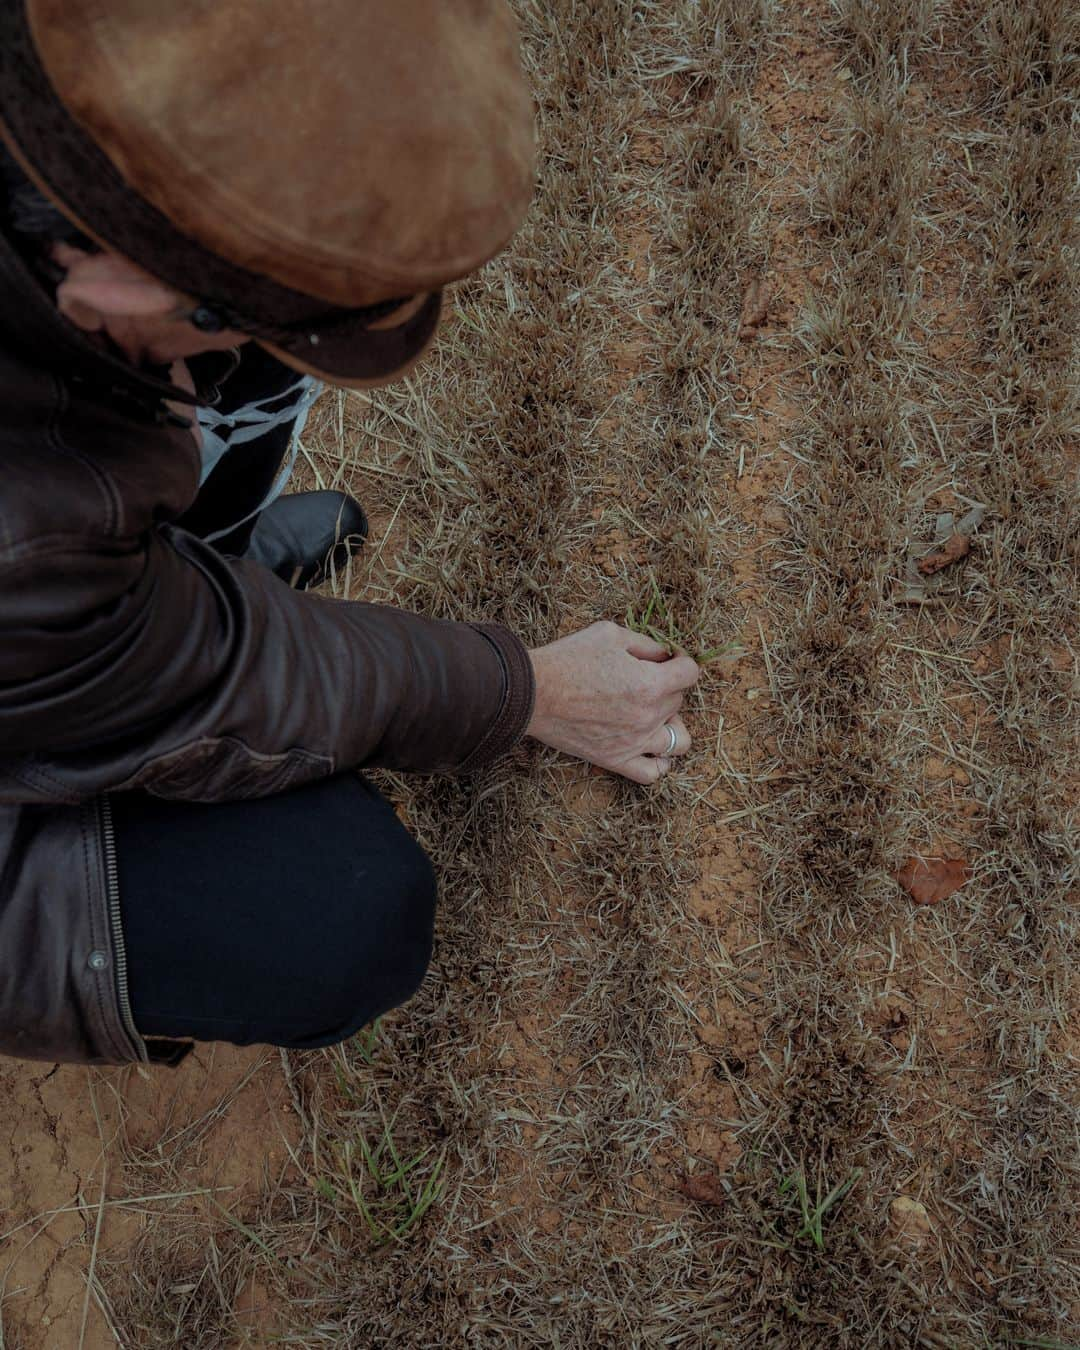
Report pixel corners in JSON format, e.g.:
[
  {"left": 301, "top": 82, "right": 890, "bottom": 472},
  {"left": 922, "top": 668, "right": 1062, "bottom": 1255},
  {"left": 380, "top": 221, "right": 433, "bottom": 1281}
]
[{"left": 0, "top": 229, "right": 534, "bottom": 1066}]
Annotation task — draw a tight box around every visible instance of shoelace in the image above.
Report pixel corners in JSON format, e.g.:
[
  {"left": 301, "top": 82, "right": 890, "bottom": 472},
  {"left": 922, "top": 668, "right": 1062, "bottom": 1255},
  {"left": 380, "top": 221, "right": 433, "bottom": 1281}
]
[{"left": 196, "top": 375, "right": 323, "bottom": 544}]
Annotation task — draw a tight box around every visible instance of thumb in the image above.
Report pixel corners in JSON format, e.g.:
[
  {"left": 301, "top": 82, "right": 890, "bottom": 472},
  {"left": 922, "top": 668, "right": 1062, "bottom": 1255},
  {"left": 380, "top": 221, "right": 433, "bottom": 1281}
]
[{"left": 623, "top": 629, "right": 674, "bottom": 662}]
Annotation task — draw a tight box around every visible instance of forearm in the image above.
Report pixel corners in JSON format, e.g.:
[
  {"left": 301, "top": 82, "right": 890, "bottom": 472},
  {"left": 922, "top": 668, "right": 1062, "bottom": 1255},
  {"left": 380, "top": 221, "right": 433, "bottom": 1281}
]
[{"left": 0, "top": 525, "right": 534, "bottom": 801}]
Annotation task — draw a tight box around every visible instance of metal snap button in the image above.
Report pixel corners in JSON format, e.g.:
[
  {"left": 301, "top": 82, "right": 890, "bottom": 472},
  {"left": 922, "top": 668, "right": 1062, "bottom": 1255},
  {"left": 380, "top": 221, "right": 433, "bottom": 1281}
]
[{"left": 87, "top": 950, "right": 109, "bottom": 972}]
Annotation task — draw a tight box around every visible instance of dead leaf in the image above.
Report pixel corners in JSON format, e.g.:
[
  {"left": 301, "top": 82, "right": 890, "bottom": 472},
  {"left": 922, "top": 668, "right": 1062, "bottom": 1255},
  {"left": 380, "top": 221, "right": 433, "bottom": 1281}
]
[
  {"left": 917, "top": 532, "right": 971, "bottom": 575},
  {"left": 896, "top": 502, "right": 986, "bottom": 604},
  {"left": 680, "top": 1172, "right": 725, "bottom": 1206},
  {"left": 895, "top": 856, "right": 971, "bottom": 905},
  {"left": 738, "top": 277, "right": 771, "bottom": 338}
]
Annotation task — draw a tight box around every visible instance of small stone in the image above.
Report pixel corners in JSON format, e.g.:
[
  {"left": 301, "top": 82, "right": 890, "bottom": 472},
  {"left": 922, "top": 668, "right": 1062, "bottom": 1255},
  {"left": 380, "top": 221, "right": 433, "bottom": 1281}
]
[{"left": 889, "top": 1195, "right": 932, "bottom": 1247}]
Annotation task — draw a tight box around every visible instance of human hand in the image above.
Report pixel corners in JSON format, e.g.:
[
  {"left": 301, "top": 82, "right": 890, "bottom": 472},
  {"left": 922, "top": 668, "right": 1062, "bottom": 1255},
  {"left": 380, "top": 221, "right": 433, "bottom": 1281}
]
[{"left": 526, "top": 621, "right": 700, "bottom": 784}]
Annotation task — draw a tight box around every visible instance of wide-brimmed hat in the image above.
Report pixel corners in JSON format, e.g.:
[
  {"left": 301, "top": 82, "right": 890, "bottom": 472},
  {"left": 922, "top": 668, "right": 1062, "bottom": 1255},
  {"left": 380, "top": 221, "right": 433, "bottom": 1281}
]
[{"left": 0, "top": 0, "right": 536, "bottom": 387}]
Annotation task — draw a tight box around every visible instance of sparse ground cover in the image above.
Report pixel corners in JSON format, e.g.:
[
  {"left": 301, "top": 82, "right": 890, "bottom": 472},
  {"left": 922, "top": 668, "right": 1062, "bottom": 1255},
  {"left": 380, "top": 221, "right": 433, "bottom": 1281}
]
[{"left": 0, "top": 1, "right": 1076, "bottom": 1346}]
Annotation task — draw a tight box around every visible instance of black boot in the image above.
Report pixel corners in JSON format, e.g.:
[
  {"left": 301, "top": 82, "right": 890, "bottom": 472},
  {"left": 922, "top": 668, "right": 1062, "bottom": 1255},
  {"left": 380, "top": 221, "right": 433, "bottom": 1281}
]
[{"left": 245, "top": 490, "right": 368, "bottom": 589}]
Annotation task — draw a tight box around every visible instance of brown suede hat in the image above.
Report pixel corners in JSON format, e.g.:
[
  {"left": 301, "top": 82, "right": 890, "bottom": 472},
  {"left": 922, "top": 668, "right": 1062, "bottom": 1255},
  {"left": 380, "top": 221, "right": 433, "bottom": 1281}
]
[{"left": 0, "top": 0, "right": 536, "bottom": 386}]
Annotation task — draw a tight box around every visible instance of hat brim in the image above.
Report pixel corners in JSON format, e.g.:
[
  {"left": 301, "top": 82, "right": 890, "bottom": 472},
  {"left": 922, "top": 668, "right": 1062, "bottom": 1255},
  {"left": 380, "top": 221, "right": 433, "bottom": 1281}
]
[
  {"left": 1, "top": 100, "right": 444, "bottom": 390},
  {"left": 256, "top": 290, "right": 443, "bottom": 389}
]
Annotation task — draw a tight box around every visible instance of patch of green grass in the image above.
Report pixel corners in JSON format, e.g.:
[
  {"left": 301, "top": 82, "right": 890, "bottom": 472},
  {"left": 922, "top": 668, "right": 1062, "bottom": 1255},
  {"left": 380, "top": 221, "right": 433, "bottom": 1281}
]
[
  {"left": 319, "top": 1113, "right": 447, "bottom": 1246},
  {"left": 626, "top": 572, "right": 743, "bottom": 664},
  {"left": 353, "top": 1017, "right": 381, "bottom": 1065},
  {"left": 775, "top": 1166, "right": 863, "bottom": 1251}
]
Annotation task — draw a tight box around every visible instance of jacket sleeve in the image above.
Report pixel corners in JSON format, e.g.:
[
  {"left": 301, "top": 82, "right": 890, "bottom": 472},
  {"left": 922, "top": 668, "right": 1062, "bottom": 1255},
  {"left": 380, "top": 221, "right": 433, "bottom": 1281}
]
[{"left": 0, "top": 407, "right": 534, "bottom": 802}]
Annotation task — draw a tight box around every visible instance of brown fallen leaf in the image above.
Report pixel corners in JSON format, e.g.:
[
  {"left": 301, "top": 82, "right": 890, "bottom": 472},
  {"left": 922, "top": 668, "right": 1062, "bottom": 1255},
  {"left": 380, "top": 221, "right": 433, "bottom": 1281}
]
[
  {"left": 738, "top": 277, "right": 771, "bottom": 338},
  {"left": 917, "top": 532, "right": 971, "bottom": 575},
  {"left": 895, "top": 856, "right": 971, "bottom": 905},
  {"left": 680, "top": 1172, "right": 725, "bottom": 1206}
]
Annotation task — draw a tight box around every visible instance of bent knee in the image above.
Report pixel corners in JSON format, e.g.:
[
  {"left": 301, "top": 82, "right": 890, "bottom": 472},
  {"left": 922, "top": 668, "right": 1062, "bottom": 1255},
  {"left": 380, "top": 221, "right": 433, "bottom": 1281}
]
[
  {"left": 334, "top": 828, "right": 436, "bottom": 1029},
  {"left": 388, "top": 834, "right": 437, "bottom": 997}
]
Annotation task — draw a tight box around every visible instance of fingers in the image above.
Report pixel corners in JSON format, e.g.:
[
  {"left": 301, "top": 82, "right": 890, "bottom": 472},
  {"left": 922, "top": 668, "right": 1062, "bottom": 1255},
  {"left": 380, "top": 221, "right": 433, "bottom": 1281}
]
[
  {"left": 655, "top": 653, "right": 701, "bottom": 694},
  {"left": 644, "top": 715, "right": 690, "bottom": 758},
  {"left": 620, "top": 755, "right": 671, "bottom": 785},
  {"left": 606, "top": 624, "right": 702, "bottom": 691},
  {"left": 623, "top": 629, "right": 674, "bottom": 662},
  {"left": 610, "top": 715, "right": 693, "bottom": 784},
  {"left": 529, "top": 620, "right": 703, "bottom": 787},
  {"left": 656, "top": 688, "right": 685, "bottom": 721},
  {"left": 622, "top": 630, "right": 701, "bottom": 694}
]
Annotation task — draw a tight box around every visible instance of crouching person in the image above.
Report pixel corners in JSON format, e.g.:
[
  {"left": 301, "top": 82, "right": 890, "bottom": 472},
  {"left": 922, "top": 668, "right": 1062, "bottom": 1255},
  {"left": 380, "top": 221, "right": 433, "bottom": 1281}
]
[{"left": 0, "top": 0, "right": 698, "bottom": 1067}]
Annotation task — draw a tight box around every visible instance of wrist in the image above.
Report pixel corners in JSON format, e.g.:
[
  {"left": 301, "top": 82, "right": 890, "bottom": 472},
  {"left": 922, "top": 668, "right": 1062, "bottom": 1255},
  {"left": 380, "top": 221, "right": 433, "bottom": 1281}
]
[{"left": 525, "top": 645, "right": 555, "bottom": 740}]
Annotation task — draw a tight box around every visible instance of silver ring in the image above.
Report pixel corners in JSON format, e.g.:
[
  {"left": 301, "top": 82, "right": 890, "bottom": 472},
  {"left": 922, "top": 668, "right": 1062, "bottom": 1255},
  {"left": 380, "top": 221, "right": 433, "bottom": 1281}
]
[{"left": 664, "top": 723, "right": 678, "bottom": 756}]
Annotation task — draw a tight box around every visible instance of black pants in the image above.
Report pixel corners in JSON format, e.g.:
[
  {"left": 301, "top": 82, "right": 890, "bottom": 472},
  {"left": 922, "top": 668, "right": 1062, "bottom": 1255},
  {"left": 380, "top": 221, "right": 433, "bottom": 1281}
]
[
  {"left": 117, "top": 347, "right": 436, "bottom": 1051},
  {"left": 114, "top": 775, "right": 436, "bottom": 1049}
]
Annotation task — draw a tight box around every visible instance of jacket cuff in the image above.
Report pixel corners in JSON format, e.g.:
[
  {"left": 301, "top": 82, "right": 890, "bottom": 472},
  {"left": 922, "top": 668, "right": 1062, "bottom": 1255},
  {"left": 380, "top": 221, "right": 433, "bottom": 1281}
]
[{"left": 456, "top": 623, "right": 536, "bottom": 774}]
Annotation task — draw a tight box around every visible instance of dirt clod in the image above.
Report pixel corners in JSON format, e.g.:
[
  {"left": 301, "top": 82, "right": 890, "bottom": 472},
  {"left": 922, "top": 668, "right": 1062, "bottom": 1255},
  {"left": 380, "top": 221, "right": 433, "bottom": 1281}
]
[
  {"left": 895, "top": 856, "right": 972, "bottom": 905},
  {"left": 917, "top": 533, "right": 971, "bottom": 575},
  {"left": 680, "top": 1172, "right": 726, "bottom": 1206},
  {"left": 738, "top": 276, "right": 772, "bottom": 337}
]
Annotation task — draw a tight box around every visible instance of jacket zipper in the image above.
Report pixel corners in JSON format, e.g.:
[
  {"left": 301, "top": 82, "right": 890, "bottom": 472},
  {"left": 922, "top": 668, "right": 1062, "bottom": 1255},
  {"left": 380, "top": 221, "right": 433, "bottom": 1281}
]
[{"left": 98, "top": 796, "right": 149, "bottom": 1062}]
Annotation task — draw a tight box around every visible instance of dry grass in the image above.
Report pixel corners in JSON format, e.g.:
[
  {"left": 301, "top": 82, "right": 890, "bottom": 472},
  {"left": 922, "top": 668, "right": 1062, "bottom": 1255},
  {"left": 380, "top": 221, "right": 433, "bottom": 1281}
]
[{"left": 81, "top": 1, "right": 1078, "bottom": 1346}]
